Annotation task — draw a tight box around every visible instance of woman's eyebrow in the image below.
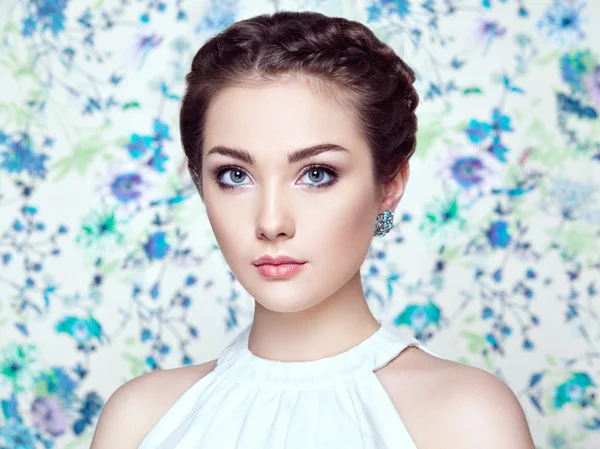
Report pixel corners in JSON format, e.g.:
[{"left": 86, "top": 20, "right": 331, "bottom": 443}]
[{"left": 205, "top": 143, "right": 350, "bottom": 165}]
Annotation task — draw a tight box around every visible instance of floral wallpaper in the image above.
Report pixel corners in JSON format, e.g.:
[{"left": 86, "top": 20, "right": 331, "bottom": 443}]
[{"left": 0, "top": 0, "right": 599, "bottom": 448}]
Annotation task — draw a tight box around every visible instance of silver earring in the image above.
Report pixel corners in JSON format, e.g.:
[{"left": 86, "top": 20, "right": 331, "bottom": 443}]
[{"left": 373, "top": 210, "right": 393, "bottom": 237}]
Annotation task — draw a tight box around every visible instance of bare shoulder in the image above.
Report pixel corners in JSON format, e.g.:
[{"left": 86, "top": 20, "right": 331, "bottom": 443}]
[
  {"left": 427, "top": 358, "right": 536, "bottom": 448},
  {"left": 90, "top": 358, "right": 218, "bottom": 449},
  {"left": 378, "top": 347, "right": 535, "bottom": 449}
]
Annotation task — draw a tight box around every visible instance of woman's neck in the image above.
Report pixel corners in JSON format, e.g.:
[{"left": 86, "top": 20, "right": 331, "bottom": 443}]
[{"left": 247, "top": 272, "right": 381, "bottom": 362}]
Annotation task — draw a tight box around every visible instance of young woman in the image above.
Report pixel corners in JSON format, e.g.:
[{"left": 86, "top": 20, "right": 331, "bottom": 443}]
[{"left": 91, "top": 11, "right": 535, "bottom": 449}]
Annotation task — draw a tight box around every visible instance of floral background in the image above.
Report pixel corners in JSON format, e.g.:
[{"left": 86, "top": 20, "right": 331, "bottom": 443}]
[{"left": 0, "top": 0, "right": 599, "bottom": 448}]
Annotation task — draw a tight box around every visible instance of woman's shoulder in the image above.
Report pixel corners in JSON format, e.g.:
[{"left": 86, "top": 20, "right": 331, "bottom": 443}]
[
  {"left": 380, "top": 347, "right": 534, "bottom": 448},
  {"left": 90, "top": 358, "right": 218, "bottom": 449}
]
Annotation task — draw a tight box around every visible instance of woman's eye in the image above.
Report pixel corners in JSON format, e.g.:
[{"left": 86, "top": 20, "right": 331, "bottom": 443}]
[
  {"left": 299, "top": 167, "right": 336, "bottom": 187},
  {"left": 219, "top": 168, "right": 249, "bottom": 187},
  {"left": 213, "top": 165, "right": 338, "bottom": 190}
]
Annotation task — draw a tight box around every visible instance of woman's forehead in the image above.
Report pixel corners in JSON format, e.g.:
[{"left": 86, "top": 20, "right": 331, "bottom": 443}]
[{"left": 203, "top": 80, "right": 364, "bottom": 153}]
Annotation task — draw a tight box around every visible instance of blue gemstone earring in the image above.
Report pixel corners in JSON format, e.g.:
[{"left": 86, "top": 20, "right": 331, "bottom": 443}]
[{"left": 373, "top": 210, "right": 393, "bottom": 237}]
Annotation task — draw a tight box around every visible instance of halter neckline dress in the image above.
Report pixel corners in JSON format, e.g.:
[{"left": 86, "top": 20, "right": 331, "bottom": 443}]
[{"left": 137, "top": 319, "right": 445, "bottom": 449}]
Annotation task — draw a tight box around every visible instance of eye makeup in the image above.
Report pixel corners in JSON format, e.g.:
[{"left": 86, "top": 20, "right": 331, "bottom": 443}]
[{"left": 210, "top": 164, "right": 340, "bottom": 191}]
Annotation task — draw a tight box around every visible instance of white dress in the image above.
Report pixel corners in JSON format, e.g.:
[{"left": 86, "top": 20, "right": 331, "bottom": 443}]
[{"left": 138, "top": 319, "right": 445, "bottom": 449}]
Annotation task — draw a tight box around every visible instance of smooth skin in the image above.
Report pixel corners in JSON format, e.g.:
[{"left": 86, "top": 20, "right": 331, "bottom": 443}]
[{"left": 90, "top": 78, "right": 536, "bottom": 449}]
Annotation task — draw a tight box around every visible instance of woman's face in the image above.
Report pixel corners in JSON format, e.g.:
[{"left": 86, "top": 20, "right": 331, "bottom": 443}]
[{"left": 202, "top": 79, "right": 383, "bottom": 313}]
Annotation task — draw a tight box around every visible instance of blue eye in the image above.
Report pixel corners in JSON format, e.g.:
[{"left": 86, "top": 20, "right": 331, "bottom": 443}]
[
  {"left": 300, "top": 166, "right": 337, "bottom": 187},
  {"left": 212, "top": 165, "right": 339, "bottom": 190},
  {"left": 217, "top": 167, "right": 248, "bottom": 187}
]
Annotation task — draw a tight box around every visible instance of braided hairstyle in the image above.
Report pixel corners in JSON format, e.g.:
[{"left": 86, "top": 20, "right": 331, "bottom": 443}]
[{"left": 180, "top": 11, "right": 419, "bottom": 200}]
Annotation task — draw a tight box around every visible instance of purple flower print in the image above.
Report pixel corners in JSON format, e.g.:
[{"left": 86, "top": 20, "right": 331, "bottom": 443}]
[
  {"left": 31, "top": 396, "right": 68, "bottom": 437},
  {"left": 584, "top": 65, "right": 600, "bottom": 107}
]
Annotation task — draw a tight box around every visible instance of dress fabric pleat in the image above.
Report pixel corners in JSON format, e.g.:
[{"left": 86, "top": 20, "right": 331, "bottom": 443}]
[{"left": 138, "top": 319, "right": 445, "bottom": 449}]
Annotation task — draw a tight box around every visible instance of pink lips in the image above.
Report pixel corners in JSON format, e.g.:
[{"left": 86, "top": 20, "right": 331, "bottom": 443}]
[
  {"left": 252, "top": 255, "right": 307, "bottom": 279},
  {"left": 255, "top": 262, "right": 306, "bottom": 279}
]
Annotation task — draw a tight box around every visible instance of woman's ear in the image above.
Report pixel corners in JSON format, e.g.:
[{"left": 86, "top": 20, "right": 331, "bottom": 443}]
[{"left": 377, "top": 163, "right": 409, "bottom": 213}]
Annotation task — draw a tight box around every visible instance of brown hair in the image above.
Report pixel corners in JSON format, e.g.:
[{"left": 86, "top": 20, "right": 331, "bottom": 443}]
[{"left": 180, "top": 10, "right": 419, "bottom": 200}]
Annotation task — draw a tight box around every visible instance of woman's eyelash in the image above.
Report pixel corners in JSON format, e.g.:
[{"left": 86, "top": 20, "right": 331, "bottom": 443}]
[{"left": 210, "top": 164, "right": 339, "bottom": 190}]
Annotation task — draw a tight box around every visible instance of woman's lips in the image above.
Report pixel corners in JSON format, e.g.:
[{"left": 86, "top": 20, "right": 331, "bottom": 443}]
[{"left": 255, "top": 262, "right": 306, "bottom": 279}]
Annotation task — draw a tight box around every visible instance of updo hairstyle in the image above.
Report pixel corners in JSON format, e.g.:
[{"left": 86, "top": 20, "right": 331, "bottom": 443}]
[{"left": 180, "top": 11, "right": 419, "bottom": 200}]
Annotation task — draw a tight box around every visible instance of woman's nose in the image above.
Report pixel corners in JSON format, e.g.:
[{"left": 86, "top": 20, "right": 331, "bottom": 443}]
[{"left": 254, "top": 185, "right": 295, "bottom": 241}]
